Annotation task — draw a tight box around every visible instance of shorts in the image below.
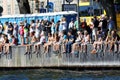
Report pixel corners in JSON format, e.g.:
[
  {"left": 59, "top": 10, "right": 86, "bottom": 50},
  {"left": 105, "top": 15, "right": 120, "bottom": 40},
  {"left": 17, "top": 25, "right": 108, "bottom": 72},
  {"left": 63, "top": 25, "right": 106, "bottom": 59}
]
[{"left": 24, "top": 32, "right": 29, "bottom": 38}]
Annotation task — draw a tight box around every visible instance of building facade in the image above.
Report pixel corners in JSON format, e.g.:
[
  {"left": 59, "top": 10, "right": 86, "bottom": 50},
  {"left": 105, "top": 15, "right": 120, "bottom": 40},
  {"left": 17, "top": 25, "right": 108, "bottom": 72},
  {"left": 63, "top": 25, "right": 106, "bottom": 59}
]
[
  {"left": 0, "top": 0, "right": 78, "bottom": 15},
  {"left": 0, "top": 0, "right": 19, "bottom": 15}
]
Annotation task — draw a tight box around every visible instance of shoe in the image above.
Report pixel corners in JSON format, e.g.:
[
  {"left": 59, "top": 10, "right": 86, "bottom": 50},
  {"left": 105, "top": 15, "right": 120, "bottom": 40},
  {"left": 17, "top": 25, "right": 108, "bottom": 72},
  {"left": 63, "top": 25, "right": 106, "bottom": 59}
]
[
  {"left": 114, "top": 51, "right": 118, "bottom": 53},
  {"left": 33, "top": 51, "right": 36, "bottom": 54},
  {"left": 36, "top": 52, "right": 39, "bottom": 54},
  {"left": 24, "top": 52, "right": 28, "bottom": 55},
  {"left": 4, "top": 52, "right": 7, "bottom": 55}
]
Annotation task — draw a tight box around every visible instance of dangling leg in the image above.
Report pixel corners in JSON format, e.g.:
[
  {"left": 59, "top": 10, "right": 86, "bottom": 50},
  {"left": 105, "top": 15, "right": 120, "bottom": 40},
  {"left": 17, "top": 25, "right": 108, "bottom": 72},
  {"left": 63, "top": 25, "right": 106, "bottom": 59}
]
[
  {"left": 25, "top": 45, "right": 28, "bottom": 55},
  {"left": 33, "top": 45, "right": 37, "bottom": 54}
]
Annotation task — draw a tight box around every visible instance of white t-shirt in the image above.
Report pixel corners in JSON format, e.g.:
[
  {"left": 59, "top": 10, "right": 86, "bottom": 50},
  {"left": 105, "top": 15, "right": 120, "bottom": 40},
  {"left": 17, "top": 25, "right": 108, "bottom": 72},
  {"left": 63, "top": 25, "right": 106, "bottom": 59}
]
[
  {"left": 69, "top": 22, "right": 74, "bottom": 29},
  {"left": 30, "top": 23, "right": 36, "bottom": 33},
  {"left": 35, "top": 23, "right": 40, "bottom": 33}
]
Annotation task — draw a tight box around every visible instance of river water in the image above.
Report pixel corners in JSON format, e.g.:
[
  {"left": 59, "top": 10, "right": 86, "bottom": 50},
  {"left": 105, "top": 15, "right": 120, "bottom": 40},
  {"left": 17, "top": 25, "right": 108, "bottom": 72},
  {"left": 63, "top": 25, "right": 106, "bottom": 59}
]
[{"left": 0, "top": 69, "right": 120, "bottom": 80}]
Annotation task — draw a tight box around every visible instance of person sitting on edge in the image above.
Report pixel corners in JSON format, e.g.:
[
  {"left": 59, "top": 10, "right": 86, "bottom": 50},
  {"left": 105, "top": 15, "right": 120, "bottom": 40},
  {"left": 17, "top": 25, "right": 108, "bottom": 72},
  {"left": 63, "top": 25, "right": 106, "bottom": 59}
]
[
  {"left": 91, "top": 31, "right": 103, "bottom": 54},
  {"left": 71, "top": 30, "right": 83, "bottom": 57},
  {"left": 53, "top": 33, "right": 60, "bottom": 54},
  {"left": 43, "top": 33, "right": 54, "bottom": 54},
  {"left": 3, "top": 35, "right": 9, "bottom": 54},
  {"left": 0, "top": 34, "right": 5, "bottom": 54},
  {"left": 33, "top": 31, "right": 46, "bottom": 54},
  {"left": 25, "top": 32, "right": 37, "bottom": 55},
  {"left": 81, "top": 30, "right": 90, "bottom": 53},
  {"left": 65, "top": 31, "right": 75, "bottom": 56},
  {"left": 59, "top": 31, "right": 67, "bottom": 54}
]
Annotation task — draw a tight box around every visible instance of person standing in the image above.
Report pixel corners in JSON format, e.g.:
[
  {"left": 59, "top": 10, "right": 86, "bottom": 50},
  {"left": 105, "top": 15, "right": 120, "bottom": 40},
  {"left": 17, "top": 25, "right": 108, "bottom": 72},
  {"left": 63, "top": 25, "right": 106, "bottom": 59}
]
[
  {"left": 101, "top": 14, "right": 108, "bottom": 40},
  {"left": 19, "top": 22, "right": 24, "bottom": 45},
  {"left": 51, "top": 19, "right": 55, "bottom": 37},
  {"left": 13, "top": 22, "right": 19, "bottom": 40},
  {"left": 24, "top": 20, "right": 30, "bottom": 44},
  {"left": 108, "top": 16, "right": 115, "bottom": 34},
  {"left": 61, "top": 17, "right": 67, "bottom": 32},
  {"left": 69, "top": 18, "right": 74, "bottom": 29},
  {"left": 93, "top": 16, "right": 99, "bottom": 41},
  {"left": 0, "top": 21, "right": 3, "bottom": 34},
  {"left": 7, "top": 22, "right": 13, "bottom": 41},
  {"left": 74, "top": 17, "right": 79, "bottom": 31},
  {"left": 35, "top": 20, "right": 40, "bottom": 41}
]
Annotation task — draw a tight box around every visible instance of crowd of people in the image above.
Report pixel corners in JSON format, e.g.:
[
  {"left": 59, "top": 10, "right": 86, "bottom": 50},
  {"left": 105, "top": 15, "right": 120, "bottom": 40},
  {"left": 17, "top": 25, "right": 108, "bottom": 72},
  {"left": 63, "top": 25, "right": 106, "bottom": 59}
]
[{"left": 0, "top": 14, "right": 119, "bottom": 56}]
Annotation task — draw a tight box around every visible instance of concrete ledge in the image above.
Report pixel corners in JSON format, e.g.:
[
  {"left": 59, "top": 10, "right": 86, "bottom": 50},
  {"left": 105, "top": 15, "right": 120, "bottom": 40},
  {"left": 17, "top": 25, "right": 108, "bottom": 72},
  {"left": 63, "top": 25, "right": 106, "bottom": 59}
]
[{"left": 0, "top": 44, "right": 120, "bottom": 68}]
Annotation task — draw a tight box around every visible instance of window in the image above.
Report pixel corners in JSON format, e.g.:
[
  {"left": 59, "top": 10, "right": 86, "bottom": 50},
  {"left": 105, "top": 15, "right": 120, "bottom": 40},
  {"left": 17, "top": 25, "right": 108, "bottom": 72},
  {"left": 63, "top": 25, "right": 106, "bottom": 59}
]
[
  {"left": 7, "top": 5, "right": 11, "bottom": 14},
  {"left": 14, "top": 4, "right": 19, "bottom": 14}
]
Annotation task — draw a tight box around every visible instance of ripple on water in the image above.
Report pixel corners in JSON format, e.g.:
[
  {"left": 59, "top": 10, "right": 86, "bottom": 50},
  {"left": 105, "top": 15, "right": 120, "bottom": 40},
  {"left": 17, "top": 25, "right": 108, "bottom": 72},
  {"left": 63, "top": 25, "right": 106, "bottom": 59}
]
[
  {"left": 0, "top": 75, "right": 29, "bottom": 80},
  {"left": 0, "top": 69, "right": 120, "bottom": 80}
]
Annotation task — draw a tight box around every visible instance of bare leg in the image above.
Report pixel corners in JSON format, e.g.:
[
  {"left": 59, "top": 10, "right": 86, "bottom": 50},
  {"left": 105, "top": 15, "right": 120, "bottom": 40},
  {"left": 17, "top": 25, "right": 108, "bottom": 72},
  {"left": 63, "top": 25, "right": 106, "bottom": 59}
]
[
  {"left": 53, "top": 44, "right": 56, "bottom": 51},
  {"left": 62, "top": 44, "right": 66, "bottom": 53},
  {"left": 91, "top": 42, "right": 97, "bottom": 54},
  {"left": 71, "top": 43, "right": 76, "bottom": 53},
  {"left": 109, "top": 42, "right": 114, "bottom": 52},
  {"left": 36, "top": 44, "right": 40, "bottom": 54},
  {"left": 0, "top": 44, "right": 3, "bottom": 53},
  {"left": 26, "top": 37, "right": 28, "bottom": 44},
  {"left": 25, "top": 45, "right": 28, "bottom": 55},
  {"left": 33, "top": 45, "right": 37, "bottom": 53}
]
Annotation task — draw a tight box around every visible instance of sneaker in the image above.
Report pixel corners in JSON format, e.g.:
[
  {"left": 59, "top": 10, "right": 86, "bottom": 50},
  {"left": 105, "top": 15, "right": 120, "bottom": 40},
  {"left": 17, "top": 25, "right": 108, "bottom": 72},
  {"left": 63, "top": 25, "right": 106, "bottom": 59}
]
[{"left": 28, "top": 52, "right": 31, "bottom": 54}]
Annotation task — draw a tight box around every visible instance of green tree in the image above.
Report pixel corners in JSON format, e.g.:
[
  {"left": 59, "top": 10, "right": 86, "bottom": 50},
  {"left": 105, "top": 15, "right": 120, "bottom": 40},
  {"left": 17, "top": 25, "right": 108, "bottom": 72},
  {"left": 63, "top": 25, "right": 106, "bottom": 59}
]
[{"left": 16, "top": 0, "right": 31, "bottom": 14}]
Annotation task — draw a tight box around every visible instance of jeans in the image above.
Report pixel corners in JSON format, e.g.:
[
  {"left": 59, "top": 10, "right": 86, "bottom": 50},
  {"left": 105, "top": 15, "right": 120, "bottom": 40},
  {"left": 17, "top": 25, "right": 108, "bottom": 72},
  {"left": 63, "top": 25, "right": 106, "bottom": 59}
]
[{"left": 66, "top": 41, "right": 73, "bottom": 53}]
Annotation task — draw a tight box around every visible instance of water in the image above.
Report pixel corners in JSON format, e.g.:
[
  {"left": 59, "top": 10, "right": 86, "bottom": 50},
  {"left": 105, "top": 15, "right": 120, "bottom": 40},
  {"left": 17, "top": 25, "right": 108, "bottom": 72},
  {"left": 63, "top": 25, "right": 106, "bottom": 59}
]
[{"left": 0, "top": 69, "right": 120, "bottom": 80}]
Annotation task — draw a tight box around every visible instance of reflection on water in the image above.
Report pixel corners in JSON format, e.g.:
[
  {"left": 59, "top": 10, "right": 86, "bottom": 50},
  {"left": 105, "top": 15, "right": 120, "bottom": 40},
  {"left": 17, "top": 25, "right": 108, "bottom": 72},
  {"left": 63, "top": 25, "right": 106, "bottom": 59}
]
[{"left": 0, "top": 69, "right": 120, "bottom": 80}]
